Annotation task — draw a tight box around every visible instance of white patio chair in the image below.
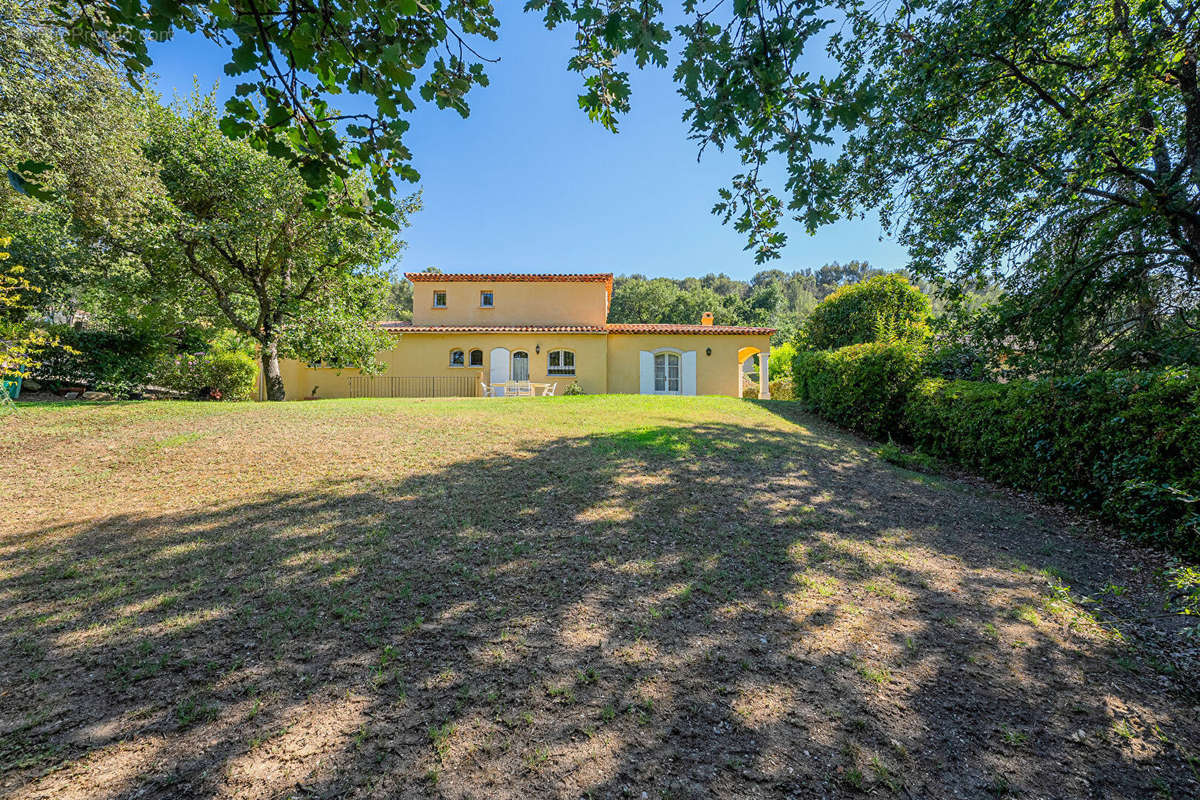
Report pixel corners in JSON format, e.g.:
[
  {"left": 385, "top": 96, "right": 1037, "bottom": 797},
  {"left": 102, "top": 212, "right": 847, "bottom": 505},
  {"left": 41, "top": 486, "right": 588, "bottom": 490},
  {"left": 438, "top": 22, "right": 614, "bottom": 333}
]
[
  {"left": 479, "top": 379, "right": 493, "bottom": 398},
  {"left": 541, "top": 383, "right": 556, "bottom": 396}
]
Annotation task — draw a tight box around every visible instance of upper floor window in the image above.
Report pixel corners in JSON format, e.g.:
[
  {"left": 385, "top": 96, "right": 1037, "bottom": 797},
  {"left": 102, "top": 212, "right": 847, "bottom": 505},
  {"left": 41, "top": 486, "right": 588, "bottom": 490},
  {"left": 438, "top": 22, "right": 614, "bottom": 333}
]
[
  {"left": 480, "top": 291, "right": 494, "bottom": 308},
  {"left": 468, "top": 348, "right": 483, "bottom": 367},
  {"left": 449, "top": 348, "right": 465, "bottom": 367},
  {"left": 433, "top": 290, "right": 447, "bottom": 308},
  {"left": 547, "top": 349, "right": 575, "bottom": 375}
]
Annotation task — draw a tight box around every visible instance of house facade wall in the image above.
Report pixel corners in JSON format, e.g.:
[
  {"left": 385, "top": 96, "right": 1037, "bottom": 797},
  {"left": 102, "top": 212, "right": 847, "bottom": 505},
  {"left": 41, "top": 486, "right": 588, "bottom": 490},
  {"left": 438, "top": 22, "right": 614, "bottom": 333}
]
[
  {"left": 272, "top": 330, "right": 771, "bottom": 400},
  {"left": 606, "top": 333, "right": 771, "bottom": 397},
  {"left": 273, "top": 332, "right": 609, "bottom": 400},
  {"left": 410, "top": 280, "right": 609, "bottom": 327}
]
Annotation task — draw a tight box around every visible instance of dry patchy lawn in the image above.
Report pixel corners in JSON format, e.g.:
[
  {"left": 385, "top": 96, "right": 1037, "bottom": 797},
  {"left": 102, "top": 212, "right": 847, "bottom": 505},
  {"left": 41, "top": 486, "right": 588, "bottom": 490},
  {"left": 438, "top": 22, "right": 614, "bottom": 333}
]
[{"left": 1, "top": 396, "right": 1197, "bottom": 799}]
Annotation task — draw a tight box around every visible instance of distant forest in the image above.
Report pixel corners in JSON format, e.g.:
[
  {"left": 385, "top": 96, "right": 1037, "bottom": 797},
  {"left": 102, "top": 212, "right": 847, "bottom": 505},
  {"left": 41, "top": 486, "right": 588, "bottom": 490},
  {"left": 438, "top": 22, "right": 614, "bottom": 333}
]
[{"left": 388, "top": 262, "right": 992, "bottom": 344}]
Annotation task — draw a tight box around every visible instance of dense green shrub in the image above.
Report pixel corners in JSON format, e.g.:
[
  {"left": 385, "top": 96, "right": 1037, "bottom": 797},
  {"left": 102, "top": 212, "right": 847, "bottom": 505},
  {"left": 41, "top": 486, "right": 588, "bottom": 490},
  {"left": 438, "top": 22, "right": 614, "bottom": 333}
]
[
  {"left": 768, "top": 378, "right": 794, "bottom": 400},
  {"left": 35, "top": 325, "right": 166, "bottom": 396},
  {"left": 768, "top": 342, "right": 797, "bottom": 380},
  {"left": 903, "top": 370, "right": 1199, "bottom": 556},
  {"left": 1164, "top": 563, "right": 1200, "bottom": 621},
  {"left": 744, "top": 379, "right": 794, "bottom": 399},
  {"left": 876, "top": 440, "right": 939, "bottom": 473},
  {"left": 801, "top": 274, "right": 932, "bottom": 351},
  {"left": 154, "top": 347, "right": 258, "bottom": 400},
  {"left": 208, "top": 350, "right": 258, "bottom": 400},
  {"left": 923, "top": 341, "right": 990, "bottom": 381},
  {"left": 793, "top": 342, "right": 925, "bottom": 439}
]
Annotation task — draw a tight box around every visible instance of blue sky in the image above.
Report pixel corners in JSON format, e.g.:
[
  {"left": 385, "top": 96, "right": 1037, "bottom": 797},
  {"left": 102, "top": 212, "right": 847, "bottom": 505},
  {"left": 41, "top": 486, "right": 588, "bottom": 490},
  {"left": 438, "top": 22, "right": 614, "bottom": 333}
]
[{"left": 147, "top": 11, "right": 906, "bottom": 282}]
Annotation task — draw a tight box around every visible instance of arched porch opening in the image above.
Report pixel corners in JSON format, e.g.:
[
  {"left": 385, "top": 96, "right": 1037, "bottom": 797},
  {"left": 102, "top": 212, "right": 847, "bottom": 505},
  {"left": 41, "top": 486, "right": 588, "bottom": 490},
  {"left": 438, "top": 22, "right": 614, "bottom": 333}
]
[{"left": 736, "top": 346, "right": 770, "bottom": 399}]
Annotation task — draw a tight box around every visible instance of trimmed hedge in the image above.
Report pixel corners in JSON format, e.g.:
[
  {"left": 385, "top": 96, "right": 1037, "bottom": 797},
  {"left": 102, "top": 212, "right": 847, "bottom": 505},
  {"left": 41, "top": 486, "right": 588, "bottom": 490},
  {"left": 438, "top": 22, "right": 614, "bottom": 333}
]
[
  {"left": 35, "top": 326, "right": 165, "bottom": 397},
  {"left": 794, "top": 342, "right": 1199, "bottom": 556},
  {"left": 904, "top": 371, "right": 1199, "bottom": 556},
  {"left": 793, "top": 342, "right": 925, "bottom": 440}
]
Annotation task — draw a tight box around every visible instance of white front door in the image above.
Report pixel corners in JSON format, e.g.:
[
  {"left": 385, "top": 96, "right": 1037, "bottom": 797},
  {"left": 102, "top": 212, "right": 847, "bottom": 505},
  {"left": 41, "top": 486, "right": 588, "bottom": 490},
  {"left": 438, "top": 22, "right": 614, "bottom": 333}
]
[{"left": 490, "top": 347, "right": 510, "bottom": 395}]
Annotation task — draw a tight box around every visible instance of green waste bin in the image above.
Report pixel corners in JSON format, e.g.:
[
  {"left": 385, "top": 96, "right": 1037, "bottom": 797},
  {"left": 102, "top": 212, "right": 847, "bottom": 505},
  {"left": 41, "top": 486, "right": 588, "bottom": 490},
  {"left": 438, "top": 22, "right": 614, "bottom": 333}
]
[{"left": 1, "top": 375, "right": 22, "bottom": 400}]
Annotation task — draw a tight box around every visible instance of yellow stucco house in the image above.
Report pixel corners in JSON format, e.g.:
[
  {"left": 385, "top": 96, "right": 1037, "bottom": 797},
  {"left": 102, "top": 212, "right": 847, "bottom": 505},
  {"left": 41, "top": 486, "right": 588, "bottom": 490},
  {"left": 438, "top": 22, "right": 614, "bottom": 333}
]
[{"left": 266, "top": 273, "right": 775, "bottom": 400}]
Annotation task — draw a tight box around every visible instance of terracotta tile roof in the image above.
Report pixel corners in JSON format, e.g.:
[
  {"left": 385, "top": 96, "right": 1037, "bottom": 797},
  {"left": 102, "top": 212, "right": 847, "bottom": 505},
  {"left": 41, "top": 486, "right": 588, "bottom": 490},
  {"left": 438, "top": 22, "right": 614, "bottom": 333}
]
[
  {"left": 380, "top": 322, "right": 607, "bottom": 333},
  {"left": 405, "top": 272, "right": 612, "bottom": 283},
  {"left": 404, "top": 272, "right": 614, "bottom": 302},
  {"left": 606, "top": 323, "right": 776, "bottom": 335},
  {"left": 378, "top": 321, "right": 774, "bottom": 335}
]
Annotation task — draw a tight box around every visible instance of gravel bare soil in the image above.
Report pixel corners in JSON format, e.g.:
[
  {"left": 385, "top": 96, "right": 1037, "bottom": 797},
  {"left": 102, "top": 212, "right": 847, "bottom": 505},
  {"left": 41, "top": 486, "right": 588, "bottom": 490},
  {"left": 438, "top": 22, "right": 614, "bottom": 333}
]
[{"left": 1, "top": 396, "right": 1196, "bottom": 799}]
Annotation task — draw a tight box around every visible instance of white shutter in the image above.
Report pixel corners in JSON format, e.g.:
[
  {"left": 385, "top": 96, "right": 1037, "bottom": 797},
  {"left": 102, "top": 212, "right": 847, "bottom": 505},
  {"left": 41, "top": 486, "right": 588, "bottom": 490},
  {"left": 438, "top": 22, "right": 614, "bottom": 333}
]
[
  {"left": 681, "top": 350, "right": 697, "bottom": 396},
  {"left": 639, "top": 351, "right": 654, "bottom": 394}
]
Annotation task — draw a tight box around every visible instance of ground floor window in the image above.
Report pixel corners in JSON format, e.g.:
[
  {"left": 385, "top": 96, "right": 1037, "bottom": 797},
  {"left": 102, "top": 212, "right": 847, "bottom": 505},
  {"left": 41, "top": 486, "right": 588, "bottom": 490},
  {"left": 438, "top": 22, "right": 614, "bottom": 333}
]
[
  {"left": 547, "top": 349, "right": 575, "bottom": 375},
  {"left": 654, "top": 352, "right": 680, "bottom": 393},
  {"left": 469, "top": 349, "right": 483, "bottom": 367},
  {"left": 449, "top": 349, "right": 465, "bottom": 367}
]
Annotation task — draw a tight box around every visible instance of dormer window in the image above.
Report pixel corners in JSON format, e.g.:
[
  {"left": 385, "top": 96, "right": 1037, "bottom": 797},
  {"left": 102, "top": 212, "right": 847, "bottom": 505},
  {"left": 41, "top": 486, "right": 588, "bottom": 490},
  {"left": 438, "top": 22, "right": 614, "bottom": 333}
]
[
  {"left": 480, "top": 291, "right": 494, "bottom": 308},
  {"left": 433, "top": 290, "right": 447, "bottom": 308}
]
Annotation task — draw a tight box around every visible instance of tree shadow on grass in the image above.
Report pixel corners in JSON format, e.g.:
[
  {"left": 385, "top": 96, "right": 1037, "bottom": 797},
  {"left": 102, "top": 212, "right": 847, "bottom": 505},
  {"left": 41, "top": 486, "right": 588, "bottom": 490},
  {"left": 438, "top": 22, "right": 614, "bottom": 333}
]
[{"left": 1, "top": 418, "right": 1197, "bottom": 799}]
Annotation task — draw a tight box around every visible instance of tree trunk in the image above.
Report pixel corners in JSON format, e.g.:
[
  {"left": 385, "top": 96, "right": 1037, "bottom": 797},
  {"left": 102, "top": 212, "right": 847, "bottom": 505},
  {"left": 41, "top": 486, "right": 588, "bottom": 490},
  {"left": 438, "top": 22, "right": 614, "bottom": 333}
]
[{"left": 261, "top": 338, "right": 285, "bottom": 401}]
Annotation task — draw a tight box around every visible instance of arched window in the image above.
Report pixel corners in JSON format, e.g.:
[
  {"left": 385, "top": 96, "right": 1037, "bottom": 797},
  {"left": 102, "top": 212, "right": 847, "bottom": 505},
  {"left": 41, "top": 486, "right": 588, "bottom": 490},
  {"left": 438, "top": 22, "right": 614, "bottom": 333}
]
[
  {"left": 449, "top": 349, "right": 465, "bottom": 367},
  {"left": 468, "top": 348, "right": 484, "bottom": 367},
  {"left": 654, "top": 352, "right": 681, "bottom": 393},
  {"left": 547, "top": 349, "right": 575, "bottom": 375}
]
